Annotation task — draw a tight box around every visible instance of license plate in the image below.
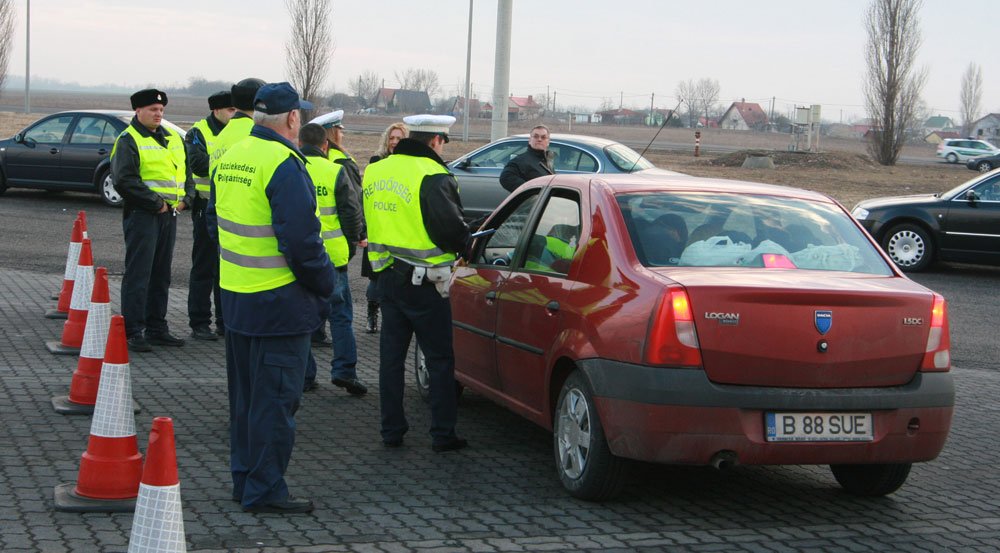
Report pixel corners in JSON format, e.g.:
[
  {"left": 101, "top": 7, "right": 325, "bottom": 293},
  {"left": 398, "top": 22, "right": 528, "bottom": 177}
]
[{"left": 765, "top": 412, "right": 873, "bottom": 442}]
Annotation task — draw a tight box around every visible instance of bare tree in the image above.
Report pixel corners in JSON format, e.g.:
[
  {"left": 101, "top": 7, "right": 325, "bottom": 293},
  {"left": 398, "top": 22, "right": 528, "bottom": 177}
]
[
  {"left": 0, "top": 0, "right": 16, "bottom": 99},
  {"left": 284, "top": 0, "right": 333, "bottom": 110},
  {"left": 349, "top": 70, "right": 381, "bottom": 107},
  {"left": 394, "top": 68, "right": 440, "bottom": 98},
  {"left": 675, "top": 80, "right": 697, "bottom": 127},
  {"left": 960, "top": 62, "right": 983, "bottom": 136},
  {"left": 863, "top": 0, "right": 927, "bottom": 165},
  {"left": 695, "top": 78, "right": 721, "bottom": 126}
]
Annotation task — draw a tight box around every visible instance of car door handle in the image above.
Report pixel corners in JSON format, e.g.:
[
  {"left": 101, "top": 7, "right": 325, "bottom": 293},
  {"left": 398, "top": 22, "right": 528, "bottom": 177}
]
[
  {"left": 97, "top": 148, "right": 108, "bottom": 155},
  {"left": 49, "top": 148, "right": 59, "bottom": 154},
  {"left": 546, "top": 300, "right": 560, "bottom": 312},
  {"left": 485, "top": 290, "right": 497, "bottom": 304}
]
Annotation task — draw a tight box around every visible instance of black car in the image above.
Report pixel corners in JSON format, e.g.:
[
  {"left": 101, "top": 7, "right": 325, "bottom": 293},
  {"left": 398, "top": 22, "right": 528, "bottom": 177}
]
[
  {"left": 851, "top": 170, "right": 1000, "bottom": 271},
  {"left": 0, "top": 110, "right": 186, "bottom": 206},
  {"left": 966, "top": 153, "right": 1000, "bottom": 173}
]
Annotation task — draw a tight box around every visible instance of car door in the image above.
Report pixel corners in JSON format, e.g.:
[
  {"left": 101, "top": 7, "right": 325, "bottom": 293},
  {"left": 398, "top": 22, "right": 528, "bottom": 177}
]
[
  {"left": 494, "top": 187, "right": 582, "bottom": 418},
  {"left": 449, "top": 139, "right": 529, "bottom": 222},
  {"left": 61, "top": 115, "right": 120, "bottom": 189},
  {"left": 548, "top": 142, "right": 599, "bottom": 174},
  {"left": 3, "top": 114, "right": 75, "bottom": 187},
  {"left": 451, "top": 189, "right": 543, "bottom": 392},
  {"left": 939, "top": 174, "right": 1000, "bottom": 264}
]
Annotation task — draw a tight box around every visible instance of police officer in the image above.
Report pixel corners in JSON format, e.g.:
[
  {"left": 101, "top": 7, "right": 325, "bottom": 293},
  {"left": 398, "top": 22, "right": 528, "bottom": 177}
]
[
  {"left": 298, "top": 122, "right": 366, "bottom": 395},
  {"left": 362, "top": 114, "right": 470, "bottom": 452},
  {"left": 186, "top": 90, "right": 236, "bottom": 340},
  {"left": 208, "top": 82, "right": 335, "bottom": 514},
  {"left": 111, "top": 88, "right": 193, "bottom": 352},
  {"left": 209, "top": 78, "right": 265, "bottom": 176}
]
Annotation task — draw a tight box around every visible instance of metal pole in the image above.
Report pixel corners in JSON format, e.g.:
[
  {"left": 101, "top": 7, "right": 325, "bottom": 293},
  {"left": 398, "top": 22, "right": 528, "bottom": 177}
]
[
  {"left": 490, "top": 0, "right": 512, "bottom": 141},
  {"left": 462, "top": 0, "right": 473, "bottom": 142},
  {"left": 24, "top": 0, "right": 30, "bottom": 113}
]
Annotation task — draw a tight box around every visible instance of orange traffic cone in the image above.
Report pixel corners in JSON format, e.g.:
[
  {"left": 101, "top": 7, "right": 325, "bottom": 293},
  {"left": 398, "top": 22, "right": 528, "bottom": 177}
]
[
  {"left": 54, "top": 316, "right": 143, "bottom": 512},
  {"left": 79, "top": 209, "right": 89, "bottom": 239},
  {"left": 127, "top": 417, "right": 187, "bottom": 553},
  {"left": 47, "top": 239, "right": 94, "bottom": 355},
  {"left": 45, "top": 217, "right": 83, "bottom": 318},
  {"left": 53, "top": 267, "right": 110, "bottom": 414}
]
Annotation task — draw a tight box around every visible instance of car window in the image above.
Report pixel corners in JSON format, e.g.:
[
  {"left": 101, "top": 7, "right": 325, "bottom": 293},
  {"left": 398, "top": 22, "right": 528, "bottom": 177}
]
[
  {"left": 474, "top": 190, "right": 541, "bottom": 266},
  {"left": 521, "top": 190, "right": 581, "bottom": 275},
  {"left": 550, "top": 144, "right": 597, "bottom": 172},
  {"left": 618, "top": 192, "right": 892, "bottom": 275},
  {"left": 970, "top": 174, "right": 1000, "bottom": 202},
  {"left": 24, "top": 116, "right": 74, "bottom": 144},
  {"left": 604, "top": 143, "right": 655, "bottom": 171},
  {"left": 69, "top": 116, "right": 115, "bottom": 145},
  {"left": 465, "top": 141, "right": 528, "bottom": 169}
]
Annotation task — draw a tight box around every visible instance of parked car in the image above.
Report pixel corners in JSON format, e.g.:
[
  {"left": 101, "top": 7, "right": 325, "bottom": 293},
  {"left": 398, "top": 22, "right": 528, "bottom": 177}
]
[
  {"left": 447, "top": 133, "right": 680, "bottom": 222},
  {"left": 936, "top": 138, "right": 1000, "bottom": 164},
  {"left": 966, "top": 152, "right": 1000, "bottom": 173},
  {"left": 0, "top": 110, "right": 186, "bottom": 206},
  {"left": 439, "top": 172, "right": 954, "bottom": 500},
  {"left": 852, "top": 170, "right": 1000, "bottom": 271}
]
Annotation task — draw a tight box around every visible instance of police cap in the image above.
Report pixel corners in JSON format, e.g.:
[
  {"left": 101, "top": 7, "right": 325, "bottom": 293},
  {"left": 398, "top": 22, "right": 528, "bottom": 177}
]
[
  {"left": 403, "top": 114, "right": 456, "bottom": 142},
  {"left": 130, "top": 88, "right": 168, "bottom": 109},
  {"left": 253, "top": 82, "right": 314, "bottom": 115},
  {"left": 208, "top": 90, "right": 233, "bottom": 110},
  {"left": 308, "top": 109, "right": 345, "bottom": 129},
  {"left": 231, "top": 78, "right": 266, "bottom": 111}
]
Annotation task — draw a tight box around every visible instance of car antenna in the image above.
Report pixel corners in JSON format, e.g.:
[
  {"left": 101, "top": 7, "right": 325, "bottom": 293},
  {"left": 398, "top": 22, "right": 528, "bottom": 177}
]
[{"left": 628, "top": 98, "right": 684, "bottom": 174}]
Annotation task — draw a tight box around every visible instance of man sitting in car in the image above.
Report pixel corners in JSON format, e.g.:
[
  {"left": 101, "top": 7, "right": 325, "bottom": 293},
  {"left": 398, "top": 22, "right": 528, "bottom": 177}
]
[{"left": 499, "top": 125, "right": 555, "bottom": 192}]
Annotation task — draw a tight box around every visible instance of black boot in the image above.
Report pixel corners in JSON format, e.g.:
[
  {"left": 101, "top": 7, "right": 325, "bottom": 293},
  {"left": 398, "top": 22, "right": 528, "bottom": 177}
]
[{"left": 366, "top": 301, "right": 379, "bottom": 334}]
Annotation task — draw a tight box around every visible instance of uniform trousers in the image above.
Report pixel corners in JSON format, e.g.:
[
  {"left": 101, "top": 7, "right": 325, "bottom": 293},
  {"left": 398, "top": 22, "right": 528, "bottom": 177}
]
[
  {"left": 188, "top": 197, "right": 223, "bottom": 330},
  {"left": 377, "top": 264, "right": 459, "bottom": 445},
  {"left": 226, "top": 331, "right": 309, "bottom": 508},
  {"left": 328, "top": 266, "right": 358, "bottom": 381},
  {"left": 121, "top": 209, "right": 176, "bottom": 339}
]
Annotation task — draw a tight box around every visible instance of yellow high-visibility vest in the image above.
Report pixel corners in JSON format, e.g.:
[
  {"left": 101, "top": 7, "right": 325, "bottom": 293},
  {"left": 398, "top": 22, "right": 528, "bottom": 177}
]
[
  {"left": 209, "top": 115, "right": 254, "bottom": 177},
  {"left": 190, "top": 118, "right": 222, "bottom": 198},
  {"left": 111, "top": 125, "right": 186, "bottom": 207},
  {"left": 305, "top": 155, "right": 349, "bottom": 267}
]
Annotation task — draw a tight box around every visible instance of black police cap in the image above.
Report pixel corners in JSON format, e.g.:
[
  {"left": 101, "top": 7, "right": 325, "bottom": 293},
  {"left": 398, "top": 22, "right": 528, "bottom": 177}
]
[
  {"left": 231, "top": 78, "right": 266, "bottom": 111},
  {"left": 208, "top": 90, "right": 233, "bottom": 110},
  {"left": 130, "top": 88, "right": 168, "bottom": 109}
]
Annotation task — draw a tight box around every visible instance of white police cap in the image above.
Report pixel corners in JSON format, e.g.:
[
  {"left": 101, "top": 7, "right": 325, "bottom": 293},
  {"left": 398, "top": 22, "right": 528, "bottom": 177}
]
[
  {"left": 308, "top": 109, "right": 345, "bottom": 129},
  {"left": 403, "top": 114, "right": 456, "bottom": 135}
]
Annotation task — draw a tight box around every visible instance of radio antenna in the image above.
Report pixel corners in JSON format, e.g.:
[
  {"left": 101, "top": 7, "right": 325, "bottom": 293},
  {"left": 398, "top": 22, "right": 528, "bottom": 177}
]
[{"left": 628, "top": 97, "right": 684, "bottom": 173}]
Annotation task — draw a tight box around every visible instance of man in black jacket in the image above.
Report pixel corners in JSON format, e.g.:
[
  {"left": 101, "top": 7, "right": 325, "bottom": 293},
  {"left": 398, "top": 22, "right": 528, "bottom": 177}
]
[{"left": 499, "top": 124, "right": 554, "bottom": 192}]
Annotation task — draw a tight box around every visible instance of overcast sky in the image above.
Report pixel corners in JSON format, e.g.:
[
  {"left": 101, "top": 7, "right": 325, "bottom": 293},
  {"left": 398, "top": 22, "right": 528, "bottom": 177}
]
[{"left": 3, "top": 0, "right": 997, "bottom": 122}]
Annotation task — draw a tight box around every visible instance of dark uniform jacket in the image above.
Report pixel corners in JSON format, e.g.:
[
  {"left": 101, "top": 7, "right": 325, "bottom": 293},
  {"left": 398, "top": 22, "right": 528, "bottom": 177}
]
[
  {"left": 499, "top": 146, "right": 554, "bottom": 193},
  {"left": 206, "top": 125, "right": 336, "bottom": 337},
  {"left": 302, "top": 144, "right": 363, "bottom": 261},
  {"left": 112, "top": 117, "right": 195, "bottom": 216},
  {"left": 185, "top": 112, "right": 226, "bottom": 179}
]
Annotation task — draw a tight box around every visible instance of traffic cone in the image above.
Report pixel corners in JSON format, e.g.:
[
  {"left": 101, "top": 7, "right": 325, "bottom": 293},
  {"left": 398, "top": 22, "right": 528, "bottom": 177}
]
[
  {"left": 127, "top": 417, "right": 187, "bottom": 553},
  {"left": 45, "top": 217, "right": 83, "bottom": 318},
  {"left": 79, "top": 209, "right": 89, "bottom": 239},
  {"left": 54, "top": 316, "right": 143, "bottom": 512},
  {"left": 52, "top": 267, "right": 111, "bottom": 414},
  {"left": 47, "top": 238, "right": 94, "bottom": 355}
]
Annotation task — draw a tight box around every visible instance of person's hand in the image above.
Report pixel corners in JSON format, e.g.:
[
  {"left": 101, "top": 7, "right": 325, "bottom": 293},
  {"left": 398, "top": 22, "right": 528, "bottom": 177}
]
[
  {"left": 157, "top": 202, "right": 169, "bottom": 214},
  {"left": 358, "top": 239, "right": 368, "bottom": 248},
  {"left": 175, "top": 201, "right": 187, "bottom": 212}
]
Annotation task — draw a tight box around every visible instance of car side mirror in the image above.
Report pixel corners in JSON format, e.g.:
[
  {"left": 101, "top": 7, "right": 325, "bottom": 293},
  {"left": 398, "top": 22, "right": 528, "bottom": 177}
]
[
  {"left": 965, "top": 189, "right": 979, "bottom": 203},
  {"left": 456, "top": 158, "right": 471, "bottom": 170},
  {"left": 13, "top": 133, "right": 23, "bottom": 144}
]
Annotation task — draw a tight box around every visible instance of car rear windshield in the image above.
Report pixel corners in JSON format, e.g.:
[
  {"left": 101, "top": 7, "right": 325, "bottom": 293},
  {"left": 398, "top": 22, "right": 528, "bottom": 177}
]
[
  {"left": 604, "top": 143, "right": 654, "bottom": 172},
  {"left": 618, "top": 192, "right": 892, "bottom": 275}
]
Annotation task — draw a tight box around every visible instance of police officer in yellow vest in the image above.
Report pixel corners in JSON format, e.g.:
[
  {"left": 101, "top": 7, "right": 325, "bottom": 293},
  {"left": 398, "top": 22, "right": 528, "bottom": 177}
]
[
  {"left": 207, "top": 82, "right": 335, "bottom": 514},
  {"left": 186, "top": 90, "right": 236, "bottom": 341},
  {"left": 308, "top": 109, "right": 361, "bottom": 190},
  {"left": 208, "top": 77, "right": 265, "bottom": 177},
  {"left": 362, "top": 114, "right": 471, "bottom": 452},
  {"left": 298, "top": 123, "right": 366, "bottom": 395},
  {"left": 111, "top": 88, "right": 192, "bottom": 352}
]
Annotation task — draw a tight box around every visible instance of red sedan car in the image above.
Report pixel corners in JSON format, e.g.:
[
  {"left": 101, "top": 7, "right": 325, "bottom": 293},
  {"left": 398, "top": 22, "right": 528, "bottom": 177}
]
[{"left": 448, "top": 173, "right": 954, "bottom": 501}]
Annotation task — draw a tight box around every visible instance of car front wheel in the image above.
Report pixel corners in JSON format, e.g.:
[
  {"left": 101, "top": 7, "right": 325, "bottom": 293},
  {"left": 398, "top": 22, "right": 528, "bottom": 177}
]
[
  {"left": 977, "top": 161, "right": 993, "bottom": 173},
  {"left": 554, "top": 371, "right": 627, "bottom": 501},
  {"left": 413, "top": 345, "right": 463, "bottom": 403},
  {"left": 881, "top": 223, "right": 933, "bottom": 272},
  {"left": 830, "top": 463, "right": 911, "bottom": 496},
  {"left": 946, "top": 152, "right": 959, "bottom": 163},
  {"left": 97, "top": 169, "right": 123, "bottom": 207}
]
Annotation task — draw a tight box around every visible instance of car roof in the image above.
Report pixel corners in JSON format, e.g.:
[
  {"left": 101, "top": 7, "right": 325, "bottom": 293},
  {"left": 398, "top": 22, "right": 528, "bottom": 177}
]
[
  {"left": 507, "top": 133, "right": 620, "bottom": 148},
  {"left": 53, "top": 110, "right": 135, "bottom": 117},
  {"left": 549, "top": 172, "right": 837, "bottom": 203}
]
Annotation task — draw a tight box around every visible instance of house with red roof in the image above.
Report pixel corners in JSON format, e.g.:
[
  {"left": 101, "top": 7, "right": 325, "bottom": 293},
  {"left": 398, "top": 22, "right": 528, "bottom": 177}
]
[
  {"left": 718, "top": 100, "right": 769, "bottom": 131},
  {"left": 508, "top": 95, "right": 542, "bottom": 120}
]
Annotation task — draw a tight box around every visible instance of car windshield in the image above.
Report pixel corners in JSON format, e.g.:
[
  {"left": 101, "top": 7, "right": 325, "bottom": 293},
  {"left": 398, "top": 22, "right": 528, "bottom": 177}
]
[
  {"left": 618, "top": 192, "right": 892, "bottom": 275},
  {"left": 940, "top": 173, "right": 987, "bottom": 199},
  {"left": 116, "top": 116, "right": 186, "bottom": 138},
  {"left": 604, "top": 143, "right": 654, "bottom": 172}
]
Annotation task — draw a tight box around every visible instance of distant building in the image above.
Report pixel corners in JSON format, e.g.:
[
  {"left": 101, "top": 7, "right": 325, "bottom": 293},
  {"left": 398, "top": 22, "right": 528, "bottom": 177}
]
[
  {"left": 508, "top": 95, "right": 542, "bottom": 120},
  {"left": 924, "top": 115, "right": 955, "bottom": 131},
  {"left": 718, "top": 100, "right": 769, "bottom": 131},
  {"left": 598, "top": 108, "right": 643, "bottom": 125},
  {"left": 970, "top": 113, "right": 1000, "bottom": 144},
  {"left": 643, "top": 108, "right": 676, "bottom": 127},
  {"left": 369, "top": 88, "right": 433, "bottom": 114},
  {"left": 479, "top": 102, "right": 493, "bottom": 119},
  {"left": 442, "top": 96, "right": 481, "bottom": 118},
  {"left": 924, "top": 130, "right": 961, "bottom": 144}
]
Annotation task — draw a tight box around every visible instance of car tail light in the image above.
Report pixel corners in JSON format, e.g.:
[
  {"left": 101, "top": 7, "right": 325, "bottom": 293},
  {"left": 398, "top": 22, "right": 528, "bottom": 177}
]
[
  {"left": 936, "top": 144, "right": 944, "bottom": 152},
  {"left": 921, "top": 294, "right": 950, "bottom": 372},
  {"left": 645, "top": 288, "right": 702, "bottom": 367}
]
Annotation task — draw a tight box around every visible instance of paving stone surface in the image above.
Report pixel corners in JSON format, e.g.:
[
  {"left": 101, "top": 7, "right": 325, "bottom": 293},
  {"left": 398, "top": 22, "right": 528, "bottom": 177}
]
[{"left": 1, "top": 263, "right": 998, "bottom": 552}]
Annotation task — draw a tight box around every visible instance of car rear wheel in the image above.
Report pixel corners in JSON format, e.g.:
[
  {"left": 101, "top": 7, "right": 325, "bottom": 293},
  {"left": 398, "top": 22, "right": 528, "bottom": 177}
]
[
  {"left": 0, "top": 171, "right": 7, "bottom": 196},
  {"left": 977, "top": 161, "right": 993, "bottom": 173},
  {"left": 946, "top": 152, "right": 959, "bottom": 163},
  {"left": 97, "top": 169, "right": 123, "bottom": 207},
  {"left": 830, "top": 463, "right": 911, "bottom": 496},
  {"left": 881, "top": 223, "right": 933, "bottom": 272},
  {"left": 554, "top": 371, "right": 627, "bottom": 501}
]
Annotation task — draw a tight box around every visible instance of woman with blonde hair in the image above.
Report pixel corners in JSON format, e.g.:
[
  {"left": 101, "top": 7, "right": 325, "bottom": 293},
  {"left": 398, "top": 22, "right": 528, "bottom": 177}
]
[{"left": 362, "top": 122, "right": 408, "bottom": 332}]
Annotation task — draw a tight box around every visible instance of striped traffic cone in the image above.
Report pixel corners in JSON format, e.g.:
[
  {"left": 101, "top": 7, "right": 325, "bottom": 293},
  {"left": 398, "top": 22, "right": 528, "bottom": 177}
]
[
  {"left": 54, "top": 316, "right": 143, "bottom": 512},
  {"left": 127, "top": 417, "right": 187, "bottom": 553},
  {"left": 45, "top": 217, "right": 83, "bottom": 318},
  {"left": 52, "top": 267, "right": 111, "bottom": 415},
  {"left": 47, "top": 239, "right": 94, "bottom": 355}
]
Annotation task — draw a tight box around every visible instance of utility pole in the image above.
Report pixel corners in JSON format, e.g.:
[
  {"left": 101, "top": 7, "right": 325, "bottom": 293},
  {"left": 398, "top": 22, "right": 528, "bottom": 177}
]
[
  {"left": 649, "top": 92, "right": 655, "bottom": 126},
  {"left": 491, "top": 0, "right": 512, "bottom": 141},
  {"left": 24, "top": 0, "right": 30, "bottom": 113},
  {"left": 462, "top": 0, "right": 473, "bottom": 142},
  {"left": 619, "top": 91, "right": 623, "bottom": 109},
  {"left": 552, "top": 91, "right": 556, "bottom": 114},
  {"left": 546, "top": 84, "right": 550, "bottom": 113}
]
